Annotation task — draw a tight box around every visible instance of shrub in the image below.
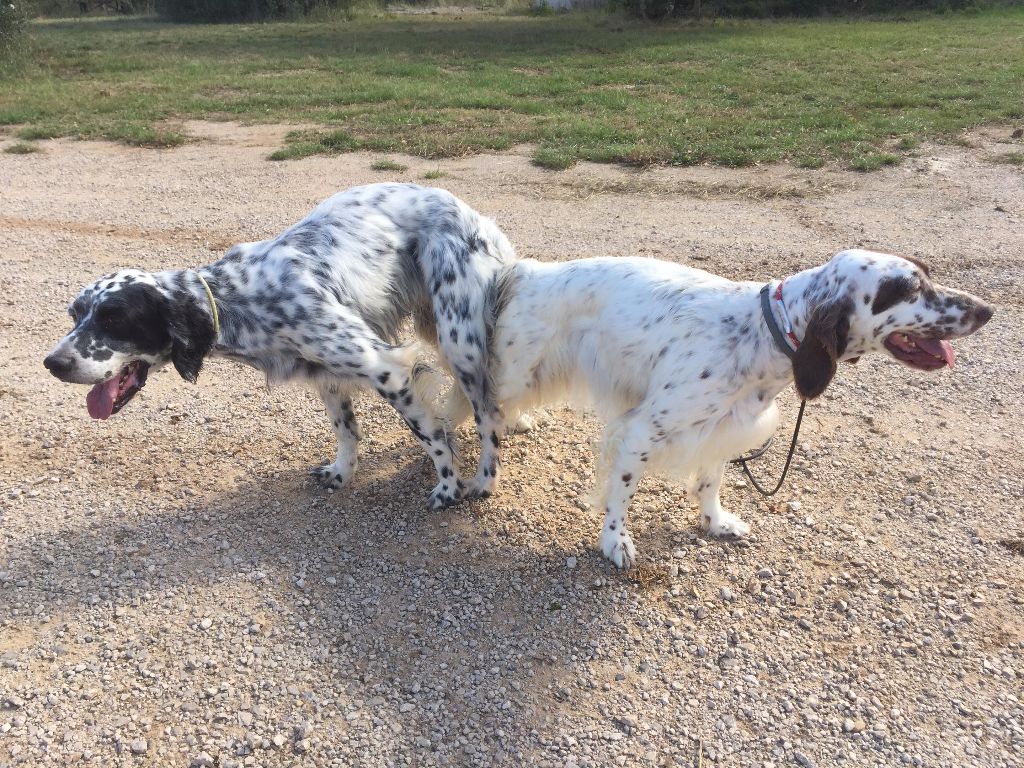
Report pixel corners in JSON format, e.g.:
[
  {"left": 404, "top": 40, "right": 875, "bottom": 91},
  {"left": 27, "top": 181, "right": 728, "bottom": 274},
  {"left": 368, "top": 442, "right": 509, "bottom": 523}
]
[
  {"left": 0, "top": 0, "right": 26, "bottom": 64},
  {"left": 155, "top": 0, "right": 354, "bottom": 22},
  {"left": 30, "top": 0, "right": 151, "bottom": 18},
  {"left": 631, "top": 0, "right": 1011, "bottom": 18}
]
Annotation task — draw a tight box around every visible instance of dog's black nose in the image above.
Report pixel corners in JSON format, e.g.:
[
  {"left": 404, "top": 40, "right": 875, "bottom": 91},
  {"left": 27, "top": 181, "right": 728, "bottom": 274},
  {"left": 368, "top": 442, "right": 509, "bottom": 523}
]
[
  {"left": 43, "top": 354, "right": 73, "bottom": 378},
  {"left": 973, "top": 304, "right": 994, "bottom": 327}
]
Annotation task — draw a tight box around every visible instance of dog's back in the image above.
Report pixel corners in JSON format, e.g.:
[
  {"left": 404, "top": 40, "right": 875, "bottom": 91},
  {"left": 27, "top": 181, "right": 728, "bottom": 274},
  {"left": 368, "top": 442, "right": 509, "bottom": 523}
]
[
  {"left": 481, "top": 257, "right": 749, "bottom": 418},
  {"left": 229, "top": 183, "right": 516, "bottom": 346}
]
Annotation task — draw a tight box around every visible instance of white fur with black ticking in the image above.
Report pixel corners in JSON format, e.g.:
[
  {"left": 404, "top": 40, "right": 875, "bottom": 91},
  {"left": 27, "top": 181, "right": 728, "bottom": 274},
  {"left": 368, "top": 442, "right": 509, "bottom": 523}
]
[
  {"left": 43, "top": 183, "right": 517, "bottom": 509},
  {"left": 446, "top": 249, "right": 993, "bottom": 568}
]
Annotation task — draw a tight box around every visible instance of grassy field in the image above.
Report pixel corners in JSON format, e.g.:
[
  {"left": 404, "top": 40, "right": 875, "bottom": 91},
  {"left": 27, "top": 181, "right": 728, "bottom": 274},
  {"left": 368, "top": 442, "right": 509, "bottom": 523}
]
[{"left": 2, "top": 8, "right": 1023, "bottom": 169}]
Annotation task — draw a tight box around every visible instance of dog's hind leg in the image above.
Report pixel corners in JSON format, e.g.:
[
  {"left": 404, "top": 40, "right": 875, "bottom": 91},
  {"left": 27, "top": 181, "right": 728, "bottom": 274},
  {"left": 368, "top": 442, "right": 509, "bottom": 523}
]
[
  {"left": 694, "top": 462, "right": 750, "bottom": 538},
  {"left": 304, "top": 316, "right": 461, "bottom": 510},
  {"left": 442, "top": 343, "right": 505, "bottom": 499},
  {"left": 311, "top": 382, "right": 361, "bottom": 491},
  {"left": 429, "top": 282, "right": 505, "bottom": 500}
]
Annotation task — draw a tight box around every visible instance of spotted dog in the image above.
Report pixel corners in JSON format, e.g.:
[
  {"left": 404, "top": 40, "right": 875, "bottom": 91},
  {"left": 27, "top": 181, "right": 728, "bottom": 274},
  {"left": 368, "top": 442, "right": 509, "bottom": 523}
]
[
  {"left": 445, "top": 249, "right": 993, "bottom": 567},
  {"left": 43, "top": 183, "right": 517, "bottom": 509}
]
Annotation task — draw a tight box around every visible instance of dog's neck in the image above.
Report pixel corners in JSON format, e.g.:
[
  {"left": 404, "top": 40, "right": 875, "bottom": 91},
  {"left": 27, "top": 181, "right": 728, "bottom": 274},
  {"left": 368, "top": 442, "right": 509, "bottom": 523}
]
[
  {"left": 755, "top": 260, "right": 842, "bottom": 390},
  {"left": 152, "top": 267, "right": 241, "bottom": 353},
  {"left": 772, "top": 261, "right": 840, "bottom": 345}
]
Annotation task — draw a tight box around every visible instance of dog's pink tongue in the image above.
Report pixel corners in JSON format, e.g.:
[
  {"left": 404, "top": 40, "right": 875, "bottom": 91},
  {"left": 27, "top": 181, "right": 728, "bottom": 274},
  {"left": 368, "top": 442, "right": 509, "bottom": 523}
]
[
  {"left": 86, "top": 378, "right": 119, "bottom": 420},
  {"left": 916, "top": 337, "right": 956, "bottom": 368}
]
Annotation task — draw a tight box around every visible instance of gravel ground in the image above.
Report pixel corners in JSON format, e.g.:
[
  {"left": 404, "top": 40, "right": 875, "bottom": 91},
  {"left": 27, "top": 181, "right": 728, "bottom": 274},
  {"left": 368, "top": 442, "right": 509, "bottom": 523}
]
[{"left": 1, "top": 123, "right": 1022, "bottom": 768}]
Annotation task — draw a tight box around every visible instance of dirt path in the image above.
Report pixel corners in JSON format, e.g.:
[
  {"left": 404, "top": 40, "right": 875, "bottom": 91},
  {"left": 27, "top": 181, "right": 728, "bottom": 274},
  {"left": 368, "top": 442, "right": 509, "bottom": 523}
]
[{"left": 1, "top": 125, "right": 1022, "bottom": 767}]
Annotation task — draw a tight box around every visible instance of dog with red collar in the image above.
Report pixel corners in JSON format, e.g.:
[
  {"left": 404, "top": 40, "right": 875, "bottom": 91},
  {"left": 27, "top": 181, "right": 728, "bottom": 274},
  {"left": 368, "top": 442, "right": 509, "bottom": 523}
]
[{"left": 445, "top": 249, "right": 993, "bottom": 568}]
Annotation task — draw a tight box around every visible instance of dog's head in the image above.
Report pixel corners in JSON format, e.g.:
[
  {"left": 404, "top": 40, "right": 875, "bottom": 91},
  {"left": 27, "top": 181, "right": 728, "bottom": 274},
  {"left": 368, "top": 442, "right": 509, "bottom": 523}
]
[
  {"left": 43, "top": 270, "right": 216, "bottom": 419},
  {"left": 792, "top": 249, "right": 993, "bottom": 399}
]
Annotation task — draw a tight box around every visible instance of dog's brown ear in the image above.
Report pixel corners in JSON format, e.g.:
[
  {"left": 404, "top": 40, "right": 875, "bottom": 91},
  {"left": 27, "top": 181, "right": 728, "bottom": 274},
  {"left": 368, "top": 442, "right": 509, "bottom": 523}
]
[{"left": 792, "top": 297, "right": 853, "bottom": 400}]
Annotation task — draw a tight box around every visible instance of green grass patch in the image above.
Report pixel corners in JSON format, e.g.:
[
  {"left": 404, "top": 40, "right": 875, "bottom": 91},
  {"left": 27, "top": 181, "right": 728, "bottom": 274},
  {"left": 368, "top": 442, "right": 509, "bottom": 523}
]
[
  {"left": 370, "top": 157, "right": 408, "bottom": 172},
  {"left": 850, "top": 151, "right": 901, "bottom": 171},
  {"left": 532, "top": 145, "right": 577, "bottom": 170},
  {"left": 423, "top": 168, "right": 447, "bottom": 179},
  {"left": 794, "top": 154, "right": 826, "bottom": 169},
  {"left": 5, "top": 10, "right": 1024, "bottom": 168},
  {"left": 4, "top": 141, "right": 41, "bottom": 154}
]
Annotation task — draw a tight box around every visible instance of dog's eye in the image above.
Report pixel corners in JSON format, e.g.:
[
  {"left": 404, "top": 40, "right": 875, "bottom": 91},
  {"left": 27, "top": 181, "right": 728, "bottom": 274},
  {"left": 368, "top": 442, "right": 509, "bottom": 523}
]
[{"left": 95, "top": 306, "right": 126, "bottom": 332}]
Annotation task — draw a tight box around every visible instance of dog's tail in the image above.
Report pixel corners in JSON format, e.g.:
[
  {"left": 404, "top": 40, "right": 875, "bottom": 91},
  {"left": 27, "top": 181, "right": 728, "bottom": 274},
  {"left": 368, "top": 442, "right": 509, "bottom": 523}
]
[
  {"left": 439, "top": 382, "right": 474, "bottom": 427},
  {"left": 405, "top": 348, "right": 460, "bottom": 458},
  {"left": 484, "top": 262, "right": 520, "bottom": 355},
  {"left": 438, "top": 263, "right": 520, "bottom": 428},
  {"left": 402, "top": 345, "right": 447, "bottom": 409}
]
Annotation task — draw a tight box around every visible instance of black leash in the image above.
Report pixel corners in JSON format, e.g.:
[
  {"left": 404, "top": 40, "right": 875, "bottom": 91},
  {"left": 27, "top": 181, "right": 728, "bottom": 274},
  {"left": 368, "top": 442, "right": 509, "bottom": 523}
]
[
  {"left": 727, "top": 281, "right": 808, "bottom": 497},
  {"left": 730, "top": 399, "right": 807, "bottom": 497}
]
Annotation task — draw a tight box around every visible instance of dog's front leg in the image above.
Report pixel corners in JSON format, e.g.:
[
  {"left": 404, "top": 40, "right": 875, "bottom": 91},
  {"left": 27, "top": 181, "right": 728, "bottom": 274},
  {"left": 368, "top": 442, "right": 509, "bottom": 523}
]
[
  {"left": 695, "top": 463, "right": 750, "bottom": 538},
  {"left": 595, "top": 420, "right": 652, "bottom": 569}
]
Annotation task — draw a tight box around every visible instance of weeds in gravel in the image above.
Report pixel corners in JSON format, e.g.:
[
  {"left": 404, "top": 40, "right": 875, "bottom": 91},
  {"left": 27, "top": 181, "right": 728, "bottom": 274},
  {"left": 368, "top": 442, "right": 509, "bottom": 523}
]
[
  {"left": 5, "top": 9, "right": 1024, "bottom": 170},
  {"left": 423, "top": 168, "right": 447, "bottom": 179},
  {"left": 850, "top": 151, "right": 901, "bottom": 172},
  {"left": 794, "top": 154, "right": 827, "bottom": 169},
  {"left": 4, "top": 141, "right": 41, "bottom": 154},
  {"left": 370, "top": 158, "right": 408, "bottom": 172},
  {"left": 991, "top": 150, "right": 1024, "bottom": 166},
  {"left": 626, "top": 564, "right": 670, "bottom": 590},
  {"left": 521, "top": 174, "right": 845, "bottom": 201},
  {"left": 16, "top": 121, "right": 184, "bottom": 148}
]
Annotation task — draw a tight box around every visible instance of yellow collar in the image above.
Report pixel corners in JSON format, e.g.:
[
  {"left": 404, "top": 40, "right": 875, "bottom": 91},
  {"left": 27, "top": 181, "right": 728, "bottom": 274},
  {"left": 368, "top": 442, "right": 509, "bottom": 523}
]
[{"left": 194, "top": 272, "right": 220, "bottom": 339}]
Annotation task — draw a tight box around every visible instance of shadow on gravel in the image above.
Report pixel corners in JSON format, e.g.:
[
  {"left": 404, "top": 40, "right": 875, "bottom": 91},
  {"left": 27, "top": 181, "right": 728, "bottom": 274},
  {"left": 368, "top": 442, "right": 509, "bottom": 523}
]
[{"left": 0, "top": 460, "right": 655, "bottom": 732}]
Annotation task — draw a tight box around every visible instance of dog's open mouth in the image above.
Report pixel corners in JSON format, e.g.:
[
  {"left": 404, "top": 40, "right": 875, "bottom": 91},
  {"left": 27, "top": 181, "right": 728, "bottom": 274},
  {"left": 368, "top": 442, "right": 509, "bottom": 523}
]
[
  {"left": 86, "top": 361, "right": 150, "bottom": 420},
  {"left": 884, "top": 332, "right": 955, "bottom": 371}
]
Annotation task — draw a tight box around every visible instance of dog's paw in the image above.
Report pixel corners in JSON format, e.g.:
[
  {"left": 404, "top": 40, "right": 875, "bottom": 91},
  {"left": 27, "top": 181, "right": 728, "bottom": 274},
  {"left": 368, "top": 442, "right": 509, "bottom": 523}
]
[
  {"left": 427, "top": 481, "right": 462, "bottom": 511},
  {"left": 311, "top": 461, "right": 356, "bottom": 491},
  {"left": 508, "top": 413, "right": 536, "bottom": 435},
  {"left": 600, "top": 527, "right": 637, "bottom": 570},
  {"left": 702, "top": 511, "right": 751, "bottom": 539},
  {"left": 465, "top": 472, "right": 498, "bottom": 500}
]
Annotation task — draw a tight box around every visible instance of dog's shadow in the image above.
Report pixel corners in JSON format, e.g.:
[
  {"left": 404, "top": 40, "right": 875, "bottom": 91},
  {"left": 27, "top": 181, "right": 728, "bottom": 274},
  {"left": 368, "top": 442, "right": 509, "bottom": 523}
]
[{"left": 0, "top": 452, "right": 685, "bottom": 749}]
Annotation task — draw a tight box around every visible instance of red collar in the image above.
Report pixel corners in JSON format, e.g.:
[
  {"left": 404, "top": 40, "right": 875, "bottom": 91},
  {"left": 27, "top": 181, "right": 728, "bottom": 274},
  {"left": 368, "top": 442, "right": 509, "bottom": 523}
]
[{"left": 774, "top": 281, "right": 800, "bottom": 349}]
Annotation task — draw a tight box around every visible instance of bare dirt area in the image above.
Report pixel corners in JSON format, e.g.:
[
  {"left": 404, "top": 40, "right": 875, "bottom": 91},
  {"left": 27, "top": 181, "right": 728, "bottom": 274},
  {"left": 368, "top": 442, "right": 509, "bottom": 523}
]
[{"left": 1, "top": 125, "right": 1022, "bottom": 768}]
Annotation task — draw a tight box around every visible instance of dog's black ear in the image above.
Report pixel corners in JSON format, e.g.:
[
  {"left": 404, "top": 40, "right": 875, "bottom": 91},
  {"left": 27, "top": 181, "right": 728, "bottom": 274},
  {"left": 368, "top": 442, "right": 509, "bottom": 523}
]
[
  {"left": 792, "top": 297, "right": 853, "bottom": 400},
  {"left": 166, "top": 290, "right": 215, "bottom": 383}
]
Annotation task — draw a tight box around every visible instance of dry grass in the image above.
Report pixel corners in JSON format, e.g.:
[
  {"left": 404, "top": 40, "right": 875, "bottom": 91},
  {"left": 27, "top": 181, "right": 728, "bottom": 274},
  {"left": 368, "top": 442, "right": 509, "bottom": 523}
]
[
  {"left": 990, "top": 151, "right": 1024, "bottom": 167},
  {"left": 510, "top": 172, "right": 851, "bottom": 202},
  {"left": 626, "top": 563, "right": 671, "bottom": 590},
  {"left": 3, "top": 141, "right": 41, "bottom": 154}
]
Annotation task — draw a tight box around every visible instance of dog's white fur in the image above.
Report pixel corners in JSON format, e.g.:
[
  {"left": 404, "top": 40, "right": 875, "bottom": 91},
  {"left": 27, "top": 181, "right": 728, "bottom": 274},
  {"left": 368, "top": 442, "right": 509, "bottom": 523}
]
[{"left": 448, "top": 250, "right": 992, "bottom": 567}]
